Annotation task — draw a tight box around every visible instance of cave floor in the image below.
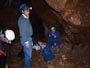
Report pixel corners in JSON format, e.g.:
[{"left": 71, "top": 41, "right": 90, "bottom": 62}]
[{"left": 4, "top": 35, "right": 90, "bottom": 68}]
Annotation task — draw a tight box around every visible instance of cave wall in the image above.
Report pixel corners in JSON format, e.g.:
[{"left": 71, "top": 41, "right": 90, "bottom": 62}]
[
  {"left": 32, "top": 0, "right": 90, "bottom": 44},
  {"left": 32, "top": 0, "right": 65, "bottom": 33}
]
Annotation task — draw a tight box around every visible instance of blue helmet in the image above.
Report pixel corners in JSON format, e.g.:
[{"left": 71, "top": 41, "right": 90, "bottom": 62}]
[{"left": 19, "top": 3, "right": 28, "bottom": 11}]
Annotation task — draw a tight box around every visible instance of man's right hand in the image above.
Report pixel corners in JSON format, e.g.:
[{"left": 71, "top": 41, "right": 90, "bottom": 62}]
[{"left": 26, "top": 43, "right": 30, "bottom": 48}]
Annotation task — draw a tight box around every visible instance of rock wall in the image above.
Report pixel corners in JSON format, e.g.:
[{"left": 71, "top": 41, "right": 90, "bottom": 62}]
[{"left": 32, "top": 0, "right": 90, "bottom": 44}]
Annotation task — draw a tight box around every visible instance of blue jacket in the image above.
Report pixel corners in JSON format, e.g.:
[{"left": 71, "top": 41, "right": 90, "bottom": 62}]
[
  {"left": 48, "top": 31, "right": 60, "bottom": 42},
  {"left": 18, "top": 15, "right": 33, "bottom": 42}
]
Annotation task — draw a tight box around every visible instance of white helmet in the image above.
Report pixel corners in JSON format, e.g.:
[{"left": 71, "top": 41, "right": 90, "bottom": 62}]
[
  {"left": 5, "top": 29, "right": 15, "bottom": 41},
  {"left": 51, "top": 26, "right": 55, "bottom": 32}
]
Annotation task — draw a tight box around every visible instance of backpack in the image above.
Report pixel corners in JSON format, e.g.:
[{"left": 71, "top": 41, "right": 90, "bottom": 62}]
[{"left": 42, "top": 47, "right": 55, "bottom": 61}]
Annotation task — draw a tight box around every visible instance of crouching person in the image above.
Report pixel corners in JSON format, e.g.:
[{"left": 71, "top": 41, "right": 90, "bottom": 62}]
[
  {"left": 0, "top": 29, "right": 15, "bottom": 68},
  {"left": 46, "top": 27, "right": 60, "bottom": 49},
  {"left": 42, "top": 27, "right": 60, "bottom": 62}
]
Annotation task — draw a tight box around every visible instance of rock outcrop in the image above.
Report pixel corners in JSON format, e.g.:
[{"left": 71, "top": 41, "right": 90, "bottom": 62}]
[{"left": 32, "top": 0, "right": 90, "bottom": 45}]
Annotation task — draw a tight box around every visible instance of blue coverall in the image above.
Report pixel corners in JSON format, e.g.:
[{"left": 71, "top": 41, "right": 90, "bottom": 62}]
[{"left": 47, "top": 31, "right": 60, "bottom": 48}]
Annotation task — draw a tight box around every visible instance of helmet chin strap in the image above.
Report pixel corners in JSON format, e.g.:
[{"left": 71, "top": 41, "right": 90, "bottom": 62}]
[{"left": 6, "top": 39, "right": 11, "bottom": 44}]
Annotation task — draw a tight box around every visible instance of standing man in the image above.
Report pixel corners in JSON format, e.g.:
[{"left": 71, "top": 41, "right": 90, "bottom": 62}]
[{"left": 18, "top": 3, "right": 33, "bottom": 68}]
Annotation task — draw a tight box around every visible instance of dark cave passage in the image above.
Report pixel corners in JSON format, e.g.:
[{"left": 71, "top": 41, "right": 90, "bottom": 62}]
[{"left": 30, "top": 11, "right": 45, "bottom": 39}]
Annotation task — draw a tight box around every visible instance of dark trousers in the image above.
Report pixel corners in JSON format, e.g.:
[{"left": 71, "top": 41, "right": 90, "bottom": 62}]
[
  {"left": 0, "top": 56, "right": 6, "bottom": 68},
  {"left": 47, "top": 41, "right": 60, "bottom": 48}
]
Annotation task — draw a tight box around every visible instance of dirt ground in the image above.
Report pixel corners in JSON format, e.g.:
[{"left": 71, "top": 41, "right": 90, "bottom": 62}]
[{"left": 4, "top": 35, "right": 90, "bottom": 68}]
